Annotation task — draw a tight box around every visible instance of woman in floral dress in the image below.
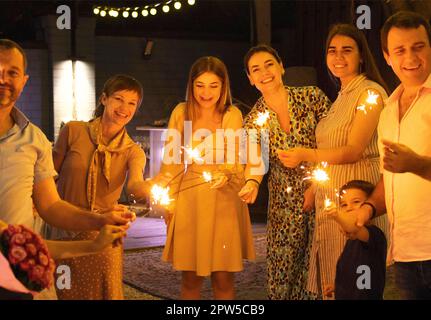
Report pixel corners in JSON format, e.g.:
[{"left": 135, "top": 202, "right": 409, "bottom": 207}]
[{"left": 239, "top": 45, "right": 331, "bottom": 299}]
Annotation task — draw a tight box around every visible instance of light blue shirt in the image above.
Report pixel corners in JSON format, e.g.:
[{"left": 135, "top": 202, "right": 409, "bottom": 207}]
[{"left": 0, "top": 107, "right": 57, "bottom": 230}]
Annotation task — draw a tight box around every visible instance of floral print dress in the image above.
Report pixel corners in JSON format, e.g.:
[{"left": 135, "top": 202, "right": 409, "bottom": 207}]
[{"left": 244, "top": 86, "right": 331, "bottom": 299}]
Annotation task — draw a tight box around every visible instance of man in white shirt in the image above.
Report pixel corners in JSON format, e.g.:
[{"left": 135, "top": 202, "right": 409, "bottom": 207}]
[{"left": 355, "top": 11, "right": 431, "bottom": 299}]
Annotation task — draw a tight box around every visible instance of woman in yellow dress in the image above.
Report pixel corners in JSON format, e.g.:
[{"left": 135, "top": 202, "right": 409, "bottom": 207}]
[{"left": 160, "top": 56, "right": 255, "bottom": 299}]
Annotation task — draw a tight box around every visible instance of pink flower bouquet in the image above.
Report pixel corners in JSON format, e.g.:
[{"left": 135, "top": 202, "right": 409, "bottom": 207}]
[{"left": 0, "top": 224, "right": 56, "bottom": 292}]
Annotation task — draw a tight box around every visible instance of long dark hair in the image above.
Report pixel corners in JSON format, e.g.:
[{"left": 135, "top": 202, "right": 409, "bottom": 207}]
[
  {"left": 326, "top": 24, "right": 389, "bottom": 94},
  {"left": 94, "top": 74, "right": 143, "bottom": 118},
  {"left": 184, "top": 56, "right": 232, "bottom": 123}
]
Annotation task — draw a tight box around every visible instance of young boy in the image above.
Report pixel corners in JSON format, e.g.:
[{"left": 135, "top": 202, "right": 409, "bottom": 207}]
[{"left": 324, "top": 180, "right": 387, "bottom": 300}]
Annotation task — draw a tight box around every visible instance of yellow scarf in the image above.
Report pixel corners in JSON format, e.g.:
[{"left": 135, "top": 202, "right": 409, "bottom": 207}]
[{"left": 86, "top": 117, "right": 135, "bottom": 211}]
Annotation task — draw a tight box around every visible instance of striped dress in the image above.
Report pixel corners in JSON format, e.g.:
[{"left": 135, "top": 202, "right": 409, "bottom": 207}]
[{"left": 306, "top": 74, "right": 390, "bottom": 297}]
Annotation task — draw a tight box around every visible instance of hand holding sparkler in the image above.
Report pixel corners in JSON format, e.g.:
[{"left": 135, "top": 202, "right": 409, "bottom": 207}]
[
  {"left": 209, "top": 171, "right": 229, "bottom": 189},
  {"left": 238, "top": 179, "right": 260, "bottom": 204},
  {"left": 277, "top": 148, "right": 308, "bottom": 168},
  {"left": 150, "top": 184, "right": 173, "bottom": 207}
]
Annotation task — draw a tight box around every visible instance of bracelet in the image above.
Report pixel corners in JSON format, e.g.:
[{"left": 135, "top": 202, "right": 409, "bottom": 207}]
[
  {"left": 361, "top": 201, "right": 376, "bottom": 220},
  {"left": 245, "top": 178, "right": 260, "bottom": 187}
]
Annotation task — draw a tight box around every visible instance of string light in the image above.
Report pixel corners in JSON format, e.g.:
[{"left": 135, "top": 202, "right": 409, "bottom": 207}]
[{"left": 93, "top": 1, "right": 197, "bottom": 19}]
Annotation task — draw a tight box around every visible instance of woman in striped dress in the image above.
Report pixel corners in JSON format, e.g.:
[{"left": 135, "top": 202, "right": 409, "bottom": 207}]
[{"left": 278, "top": 24, "right": 390, "bottom": 298}]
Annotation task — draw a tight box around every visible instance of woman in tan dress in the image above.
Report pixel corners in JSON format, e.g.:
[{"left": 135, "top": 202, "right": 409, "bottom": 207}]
[
  {"left": 160, "top": 56, "right": 255, "bottom": 299},
  {"left": 278, "top": 24, "right": 390, "bottom": 298},
  {"left": 48, "top": 75, "right": 152, "bottom": 300}
]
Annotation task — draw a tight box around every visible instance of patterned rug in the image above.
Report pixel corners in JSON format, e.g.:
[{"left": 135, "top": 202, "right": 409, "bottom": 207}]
[{"left": 123, "top": 235, "right": 267, "bottom": 300}]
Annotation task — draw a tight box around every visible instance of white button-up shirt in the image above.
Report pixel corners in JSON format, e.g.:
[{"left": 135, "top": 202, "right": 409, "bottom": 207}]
[{"left": 378, "top": 74, "right": 431, "bottom": 262}]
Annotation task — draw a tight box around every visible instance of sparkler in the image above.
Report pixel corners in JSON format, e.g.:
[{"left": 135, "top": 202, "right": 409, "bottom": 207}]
[
  {"left": 356, "top": 89, "right": 380, "bottom": 115},
  {"left": 150, "top": 184, "right": 173, "bottom": 206},
  {"left": 181, "top": 146, "right": 204, "bottom": 164},
  {"left": 304, "top": 162, "right": 329, "bottom": 183},
  {"left": 324, "top": 197, "right": 333, "bottom": 210},
  {"left": 253, "top": 111, "right": 270, "bottom": 127},
  {"left": 202, "top": 171, "right": 213, "bottom": 182}
]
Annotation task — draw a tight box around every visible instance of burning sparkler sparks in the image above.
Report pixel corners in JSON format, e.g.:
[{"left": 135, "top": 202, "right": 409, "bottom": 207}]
[
  {"left": 181, "top": 146, "right": 204, "bottom": 164},
  {"left": 253, "top": 111, "right": 270, "bottom": 127},
  {"left": 202, "top": 171, "right": 213, "bottom": 183},
  {"left": 304, "top": 162, "right": 329, "bottom": 183},
  {"left": 356, "top": 90, "right": 380, "bottom": 115},
  {"left": 324, "top": 197, "right": 333, "bottom": 210},
  {"left": 150, "top": 184, "right": 172, "bottom": 206},
  {"left": 366, "top": 90, "right": 379, "bottom": 105}
]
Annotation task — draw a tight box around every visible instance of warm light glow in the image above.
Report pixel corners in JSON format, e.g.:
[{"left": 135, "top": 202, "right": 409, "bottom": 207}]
[
  {"left": 132, "top": 11, "right": 138, "bottom": 18},
  {"left": 286, "top": 186, "right": 292, "bottom": 193},
  {"left": 93, "top": 8, "right": 100, "bottom": 15},
  {"left": 53, "top": 60, "right": 95, "bottom": 137},
  {"left": 324, "top": 197, "right": 333, "bottom": 209},
  {"left": 188, "top": 0, "right": 196, "bottom": 5},
  {"left": 253, "top": 111, "right": 270, "bottom": 127},
  {"left": 203, "top": 171, "right": 212, "bottom": 183},
  {"left": 366, "top": 90, "right": 379, "bottom": 105},
  {"left": 163, "top": 5, "right": 170, "bottom": 13},
  {"left": 313, "top": 168, "right": 329, "bottom": 182},
  {"left": 123, "top": 11, "right": 129, "bottom": 18},
  {"left": 174, "top": 1, "right": 182, "bottom": 9},
  {"left": 151, "top": 185, "right": 172, "bottom": 206},
  {"left": 357, "top": 90, "right": 380, "bottom": 115},
  {"left": 356, "top": 104, "right": 367, "bottom": 114},
  {"left": 182, "top": 147, "right": 204, "bottom": 164},
  {"left": 142, "top": 9, "right": 149, "bottom": 16},
  {"left": 303, "top": 162, "right": 330, "bottom": 183},
  {"left": 100, "top": 10, "right": 107, "bottom": 17},
  {"left": 150, "top": 8, "right": 157, "bottom": 15}
]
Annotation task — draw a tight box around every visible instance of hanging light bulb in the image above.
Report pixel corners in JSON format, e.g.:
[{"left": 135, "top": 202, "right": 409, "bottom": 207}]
[
  {"left": 109, "top": 9, "right": 115, "bottom": 16},
  {"left": 132, "top": 11, "right": 138, "bottom": 18},
  {"left": 188, "top": 0, "right": 196, "bottom": 5},
  {"left": 100, "top": 10, "right": 107, "bottom": 17},
  {"left": 162, "top": 5, "right": 170, "bottom": 13},
  {"left": 93, "top": 7, "right": 100, "bottom": 15},
  {"left": 150, "top": 8, "right": 157, "bottom": 15},
  {"left": 174, "top": 1, "right": 182, "bottom": 10},
  {"left": 123, "top": 11, "right": 129, "bottom": 18},
  {"left": 142, "top": 9, "right": 149, "bottom": 17}
]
